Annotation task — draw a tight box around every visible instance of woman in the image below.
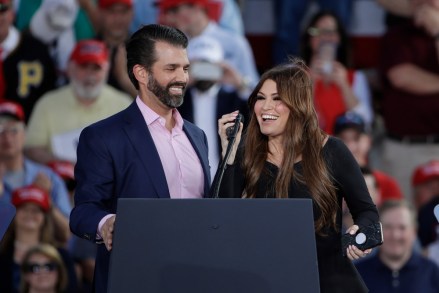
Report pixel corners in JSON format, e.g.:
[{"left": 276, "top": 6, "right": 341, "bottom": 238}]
[
  {"left": 300, "top": 11, "right": 373, "bottom": 134},
  {"left": 215, "top": 59, "right": 379, "bottom": 292},
  {"left": 20, "top": 244, "right": 68, "bottom": 293},
  {"left": 0, "top": 185, "right": 78, "bottom": 292}
]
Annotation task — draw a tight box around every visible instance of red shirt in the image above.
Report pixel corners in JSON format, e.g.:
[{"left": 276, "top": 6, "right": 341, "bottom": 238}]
[
  {"left": 380, "top": 20, "right": 439, "bottom": 136},
  {"left": 314, "top": 70, "right": 355, "bottom": 134},
  {"left": 373, "top": 170, "right": 403, "bottom": 203}
]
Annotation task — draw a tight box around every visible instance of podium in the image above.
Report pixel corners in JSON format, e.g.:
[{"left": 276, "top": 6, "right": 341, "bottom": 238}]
[{"left": 108, "top": 198, "right": 320, "bottom": 293}]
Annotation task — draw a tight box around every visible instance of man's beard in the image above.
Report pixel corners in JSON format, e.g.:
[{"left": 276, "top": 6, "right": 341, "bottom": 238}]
[
  {"left": 147, "top": 73, "right": 186, "bottom": 108},
  {"left": 71, "top": 78, "right": 105, "bottom": 100}
]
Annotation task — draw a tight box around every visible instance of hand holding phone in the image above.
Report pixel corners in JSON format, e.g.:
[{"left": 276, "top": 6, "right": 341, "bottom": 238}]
[
  {"left": 317, "top": 41, "right": 337, "bottom": 75},
  {"left": 342, "top": 222, "right": 383, "bottom": 257}
]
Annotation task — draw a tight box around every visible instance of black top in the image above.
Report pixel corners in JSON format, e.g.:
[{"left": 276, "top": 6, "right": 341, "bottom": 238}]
[
  {"left": 217, "top": 136, "right": 379, "bottom": 293},
  {"left": 4, "top": 30, "right": 56, "bottom": 122}
]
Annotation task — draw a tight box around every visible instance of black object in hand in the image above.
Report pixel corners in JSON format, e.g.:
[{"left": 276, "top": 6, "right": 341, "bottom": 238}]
[
  {"left": 226, "top": 113, "right": 244, "bottom": 140},
  {"left": 342, "top": 222, "right": 383, "bottom": 257}
]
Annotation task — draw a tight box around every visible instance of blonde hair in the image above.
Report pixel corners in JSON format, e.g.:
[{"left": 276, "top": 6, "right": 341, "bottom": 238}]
[{"left": 20, "top": 244, "right": 68, "bottom": 293}]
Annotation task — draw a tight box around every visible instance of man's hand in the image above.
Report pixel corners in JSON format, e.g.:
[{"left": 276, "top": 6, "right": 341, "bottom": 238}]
[{"left": 101, "top": 215, "right": 116, "bottom": 251}]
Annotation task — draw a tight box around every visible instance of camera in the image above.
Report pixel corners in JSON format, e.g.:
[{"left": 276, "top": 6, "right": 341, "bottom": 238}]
[{"left": 342, "top": 222, "right": 383, "bottom": 257}]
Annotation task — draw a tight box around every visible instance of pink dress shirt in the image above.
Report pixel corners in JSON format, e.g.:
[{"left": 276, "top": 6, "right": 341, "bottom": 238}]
[{"left": 98, "top": 97, "right": 205, "bottom": 236}]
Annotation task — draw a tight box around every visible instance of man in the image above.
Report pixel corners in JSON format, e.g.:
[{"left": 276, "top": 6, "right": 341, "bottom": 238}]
[
  {"left": 24, "top": 39, "right": 132, "bottom": 164},
  {"left": 178, "top": 35, "right": 248, "bottom": 179},
  {"left": 29, "top": 0, "right": 78, "bottom": 86},
  {"left": 412, "top": 160, "right": 439, "bottom": 209},
  {"left": 0, "top": 101, "right": 71, "bottom": 243},
  {"left": 411, "top": 160, "right": 439, "bottom": 248},
  {"left": 334, "top": 112, "right": 403, "bottom": 201},
  {"left": 378, "top": 0, "right": 439, "bottom": 199},
  {"left": 69, "top": 24, "right": 210, "bottom": 292},
  {"left": 0, "top": 0, "right": 57, "bottom": 121},
  {"left": 159, "top": 0, "right": 259, "bottom": 98},
  {"left": 356, "top": 200, "right": 439, "bottom": 292},
  {"left": 97, "top": 0, "right": 137, "bottom": 97}
]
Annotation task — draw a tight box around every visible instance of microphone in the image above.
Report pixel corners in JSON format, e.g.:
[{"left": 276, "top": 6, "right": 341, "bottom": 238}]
[
  {"left": 211, "top": 113, "right": 244, "bottom": 198},
  {"left": 226, "top": 113, "right": 244, "bottom": 140}
]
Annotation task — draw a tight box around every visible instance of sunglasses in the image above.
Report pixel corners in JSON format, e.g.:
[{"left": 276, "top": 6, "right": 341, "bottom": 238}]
[
  {"left": 307, "top": 27, "right": 338, "bottom": 37},
  {"left": 0, "top": 3, "right": 10, "bottom": 13},
  {"left": 24, "top": 262, "right": 58, "bottom": 273}
]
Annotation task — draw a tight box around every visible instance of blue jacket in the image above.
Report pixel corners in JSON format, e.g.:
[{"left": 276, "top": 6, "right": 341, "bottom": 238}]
[
  {"left": 355, "top": 250, "right": 439, "bottom": 293},
  {"left": 70, "top": 102, "right": 210, "bottom": 293},
  {"left": 1, "top": 158, "right": 71, "bottom": 217}
]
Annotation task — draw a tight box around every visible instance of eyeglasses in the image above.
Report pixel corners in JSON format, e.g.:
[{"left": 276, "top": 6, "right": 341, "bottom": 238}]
[
  {"left": 24, "top": 262, "right": 58, "bottom": 273},
  {"left": 0, "top": 3, "right": 10, "bottom": 13},
  {"left": 0, "top": 124, "right": 24, "bottom": 136},
  {"left": 307, "top": 27, "right": 338, "bottom": 37}
]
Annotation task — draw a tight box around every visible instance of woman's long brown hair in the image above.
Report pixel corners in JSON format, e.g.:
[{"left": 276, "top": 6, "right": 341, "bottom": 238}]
[{"left": 242, "top": 59, "right": 338, "bottom": 234}]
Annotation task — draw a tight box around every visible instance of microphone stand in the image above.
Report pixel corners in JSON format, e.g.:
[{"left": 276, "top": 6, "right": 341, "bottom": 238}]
[{"left": 211, "top": 134, "right": 237, "bottom": 198}]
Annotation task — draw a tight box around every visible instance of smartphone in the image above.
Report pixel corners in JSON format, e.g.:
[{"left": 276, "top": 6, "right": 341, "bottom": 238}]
[
  {"left": 342, "top": 222, "right": 383, "bottom": 257},
  {"left": 190, "top": 61, "right": 223, "bottom": 81},
  {"left": 318, "top": 41, "right": 336, "bottom": 75}
]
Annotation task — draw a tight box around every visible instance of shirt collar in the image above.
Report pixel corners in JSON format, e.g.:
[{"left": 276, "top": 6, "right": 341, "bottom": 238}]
[{"left": 136, "top": 96, "right": 184, "bottom": 131}]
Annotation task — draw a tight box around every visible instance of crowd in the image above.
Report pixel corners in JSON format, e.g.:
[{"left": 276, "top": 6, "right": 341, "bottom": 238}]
[{"left": 0, "top": 0, "right": 438, "bottom": 292}]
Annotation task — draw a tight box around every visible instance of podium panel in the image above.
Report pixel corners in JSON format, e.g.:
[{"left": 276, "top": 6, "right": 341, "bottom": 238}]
[{"left": 108, "top": 198, "right": 320, "bottom": 293}]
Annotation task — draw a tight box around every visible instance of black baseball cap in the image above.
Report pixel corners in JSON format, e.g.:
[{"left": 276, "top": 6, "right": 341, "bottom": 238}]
[{"left": 333, "top": 112, "right": 365, "bottom": 135}]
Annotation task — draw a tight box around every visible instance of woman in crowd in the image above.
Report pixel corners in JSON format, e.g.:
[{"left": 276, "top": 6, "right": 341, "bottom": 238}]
[
  {"left": 0, "top": 185, "right": 77, "bottom": 292},
  {"left": 300, "top": 11, "right": 373, "bottom": 134},
  {"left": 20, "top": 244, "right": 68, "bottom": 293},
  {"left": 214, "top": 59, "right": 379, "bottom": 292}
]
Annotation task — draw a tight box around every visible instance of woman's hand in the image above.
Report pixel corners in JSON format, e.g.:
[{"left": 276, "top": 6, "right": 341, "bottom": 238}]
[
  {"left": 218, "top": 111, "right": 243, "bottom": 165},
  {"left": 330, "top": 61, "right": 349, "bottom": 88},
  {"left": 33, "top": 172, "right": 52, "bottom": 194},
  {"left": 345, "top": 225, "right": 372, "bottom": 260}
]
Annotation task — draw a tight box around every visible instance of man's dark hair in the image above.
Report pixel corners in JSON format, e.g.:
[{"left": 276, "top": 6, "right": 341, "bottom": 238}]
[{"left": 126, "top": 24, "right": 189, "bottom": 89}]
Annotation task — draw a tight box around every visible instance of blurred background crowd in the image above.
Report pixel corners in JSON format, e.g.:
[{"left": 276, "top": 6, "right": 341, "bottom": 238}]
[{"left": 1, "top": 0, "right": 439, "bottom": 292}]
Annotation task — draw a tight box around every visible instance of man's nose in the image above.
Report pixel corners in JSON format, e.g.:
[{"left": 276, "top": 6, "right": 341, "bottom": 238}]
[{"left": 176, "top": 68, "right": 188, "bottom": 83}]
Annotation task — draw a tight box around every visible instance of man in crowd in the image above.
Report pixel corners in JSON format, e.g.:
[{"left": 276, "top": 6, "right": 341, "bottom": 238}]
[
  {"left": 0, "top": 101, "right": 71, "bottom": 244},
  {"left": 356, "top": 200, "right": 439, "bottom": 292},
  {"left": 159, "top": 0, "right": 259, "bottom": 98},
  {"left": 24, "top": 40, "right": 132, "bottom": 164}
]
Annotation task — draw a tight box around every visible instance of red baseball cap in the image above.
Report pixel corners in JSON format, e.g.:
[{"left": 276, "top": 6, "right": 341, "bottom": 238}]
[
  {"left": 157, "top": 0, "right": 208, "bottom": 11},
  {"left": 98, "top": 0, "right": 133, "bottom": 9},
  {"left": 47, "top": 160, "right": 75, "bottom": 181},
  {"left": 11, "top": 185, "right": 51, "bottom": 212},
  {"left": 70, "top": 40, "right": 109, "bottom": 67},
  {"left": 412, "top": 160, "right": 439, "bottom": 186},
  {"left": 0, "top": 101, "right": 25, "bottom": 122}
]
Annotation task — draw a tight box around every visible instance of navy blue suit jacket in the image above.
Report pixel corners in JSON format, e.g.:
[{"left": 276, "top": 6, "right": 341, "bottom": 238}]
[{"left": 70, "top": 102, "right": 210, "bottom": 292}]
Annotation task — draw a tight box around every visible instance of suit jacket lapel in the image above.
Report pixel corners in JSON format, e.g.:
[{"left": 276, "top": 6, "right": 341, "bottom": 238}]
[{"left": 122, "top": 103, "right": 170, "bottom": 198}]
